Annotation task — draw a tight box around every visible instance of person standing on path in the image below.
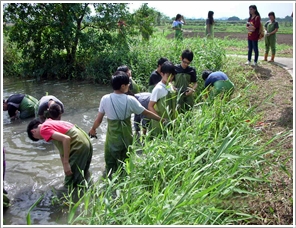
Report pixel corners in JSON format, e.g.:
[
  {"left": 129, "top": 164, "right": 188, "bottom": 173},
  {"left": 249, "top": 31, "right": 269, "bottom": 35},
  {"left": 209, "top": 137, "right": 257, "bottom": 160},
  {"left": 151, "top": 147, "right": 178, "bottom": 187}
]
[
  {"left": 245, "top": 5, "right": 261, "bottom": 67},
  {"left": 205, "top": 11, "right": 215, "bottom": 38},
  {"left": 263, "top": 12, "right": 279, "bottom": 62}
]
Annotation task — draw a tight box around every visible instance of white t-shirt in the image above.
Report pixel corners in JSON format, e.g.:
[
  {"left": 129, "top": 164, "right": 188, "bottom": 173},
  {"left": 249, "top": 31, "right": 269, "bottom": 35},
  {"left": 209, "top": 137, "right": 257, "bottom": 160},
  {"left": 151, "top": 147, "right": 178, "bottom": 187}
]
[
  {"left": 98, "top": 93, "right": 145, "bottom": 120},
  {"left": 150, "top": 82, "right": 171, "bottom": 102}
]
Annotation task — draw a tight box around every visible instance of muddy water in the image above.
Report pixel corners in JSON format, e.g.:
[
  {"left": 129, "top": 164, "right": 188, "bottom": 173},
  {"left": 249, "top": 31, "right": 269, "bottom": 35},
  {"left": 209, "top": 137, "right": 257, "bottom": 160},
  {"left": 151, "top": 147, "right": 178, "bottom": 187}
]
[{"left": 2, "top": 78, "right": 114, "bottom": 225}]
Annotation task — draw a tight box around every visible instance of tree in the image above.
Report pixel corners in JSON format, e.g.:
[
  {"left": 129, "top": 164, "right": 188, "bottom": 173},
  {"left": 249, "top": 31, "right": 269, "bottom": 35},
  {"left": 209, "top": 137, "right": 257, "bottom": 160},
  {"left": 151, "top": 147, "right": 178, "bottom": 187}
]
[
  {"left": 3, "top": 3, "right": 131, "bottom": 79},
  {"left": 227, "top": 16, "right": 240, "bottom": 21},
  {"left": 133, "top": 3, "right": 156, "bottom": 41}
]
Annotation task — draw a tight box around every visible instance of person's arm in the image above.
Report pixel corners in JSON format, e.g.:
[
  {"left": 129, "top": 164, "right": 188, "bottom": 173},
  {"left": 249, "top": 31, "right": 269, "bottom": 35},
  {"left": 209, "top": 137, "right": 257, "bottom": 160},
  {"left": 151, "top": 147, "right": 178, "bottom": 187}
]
[
  {"left": 8, "top": 107, "right": 18, "bottom": 120},
  {"left": 254, "top": 16, "right": 261, "bottom": 30},
  {"left": 182, "top": 15, "right": 186, "bottom": 25},
  {"left": 267, "top": 22, "right": 279, "bottom": 36},
  {"left": 185, "top": 82, "right": 197, "bottom": 96},
  {"left": 264, "top": 21, "right": 268, "bottom": 31},
  {"left": 142, "top": 109, "right": 165, "bottom": 123},
  {"left": 203, "top": 86, "right": 211, "bottom": 100},
  {"left": 267, "top": 27, "right": 278, "bottom": 36},
  {"left": 39, "top": 115, "right": 46, "bottom": 123},
  {"left": 51, "top": 132, "right": 72, "bottom": 176},
  {"left": 148, "top": 100, "right": 158, "bottom": 115},
  {"left": 89, "top": 112, "right": 104, "bottom": 137}
]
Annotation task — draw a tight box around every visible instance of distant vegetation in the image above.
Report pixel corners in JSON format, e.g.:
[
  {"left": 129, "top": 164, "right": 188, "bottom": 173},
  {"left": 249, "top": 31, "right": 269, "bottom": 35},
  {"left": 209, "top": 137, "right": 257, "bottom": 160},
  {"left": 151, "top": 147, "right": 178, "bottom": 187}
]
[{"left": 3, "top": 3, "right": 293, "bottom": 81}]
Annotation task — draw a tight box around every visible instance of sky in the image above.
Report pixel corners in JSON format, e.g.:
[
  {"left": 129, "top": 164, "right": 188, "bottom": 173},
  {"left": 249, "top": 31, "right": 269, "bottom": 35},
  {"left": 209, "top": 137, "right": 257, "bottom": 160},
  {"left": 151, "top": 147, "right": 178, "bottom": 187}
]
[{"left": 127, "top": 1, "right": 294, "bottom": 19}]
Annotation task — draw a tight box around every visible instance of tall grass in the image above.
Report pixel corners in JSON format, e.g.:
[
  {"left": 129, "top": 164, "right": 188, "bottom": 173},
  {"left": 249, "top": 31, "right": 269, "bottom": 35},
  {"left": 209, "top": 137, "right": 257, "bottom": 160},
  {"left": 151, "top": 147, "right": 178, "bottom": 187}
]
[
  {"left": 41, "top": 34, "right": 289, "bottom": 225},
  {"left": 63, "top": 86, "right": 280, "bottom": 225},
  {"left": 128, "top": 34, "right": 226, "bottom": 93}
]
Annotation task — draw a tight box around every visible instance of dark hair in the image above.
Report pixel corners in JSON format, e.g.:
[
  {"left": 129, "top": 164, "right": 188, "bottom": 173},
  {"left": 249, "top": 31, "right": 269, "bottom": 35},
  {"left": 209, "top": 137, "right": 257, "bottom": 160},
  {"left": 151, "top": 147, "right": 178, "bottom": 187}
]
[
  {"left": 111, "top": 71, "right": 130, "bottom": 90},
  {"left": 161, "top": 61, "right": 176, "bottom": 75},
  {"left": 117, "top": 65, "right": 129, "bottom": 73},
  {"left": 268, "top": 11, "right": 275, "bottom": 18},
  {"left": 157, "top": 57, "right": 169, "bottom": 67},
  {"left": 181, "top": 49, "right": 194, "bottom": 62},
  {"left": 249, "top": 5, "right": 260, "bottom": 19},
  {"left": 208, "top": 11, "right": 214, "bottom": 25},
  {"left": 27, "top": 118, "right": 42, "bottom": 141},
  {"left": 202, "top": 70, "right": 213, "bottom": 81},
  {"left": 48, "top": 103, "right": 62, "bottom": 120},
  {"left": 175, "top": 14, "right": 182, "bottom": 20}
]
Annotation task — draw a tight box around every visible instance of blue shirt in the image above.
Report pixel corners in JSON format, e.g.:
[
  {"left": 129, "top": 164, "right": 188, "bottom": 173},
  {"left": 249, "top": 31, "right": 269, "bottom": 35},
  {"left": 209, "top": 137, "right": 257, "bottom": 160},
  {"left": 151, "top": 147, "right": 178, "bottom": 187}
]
[{"left": 204, "top": 71, "right": 229, "bottom": 88}]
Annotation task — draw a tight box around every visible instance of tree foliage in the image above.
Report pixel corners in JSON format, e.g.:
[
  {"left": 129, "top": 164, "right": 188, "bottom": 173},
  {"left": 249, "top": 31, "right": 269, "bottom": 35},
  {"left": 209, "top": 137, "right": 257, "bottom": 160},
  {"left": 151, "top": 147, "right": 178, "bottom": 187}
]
[
  {"left": 3, "top": 3, "right": 132, "bottom": 80},
  {"left": 227, "top": 16, "right": 240, "bottom": 21},
  {"left": 133, "top": 3, "right": 156, "bottom": 41}
]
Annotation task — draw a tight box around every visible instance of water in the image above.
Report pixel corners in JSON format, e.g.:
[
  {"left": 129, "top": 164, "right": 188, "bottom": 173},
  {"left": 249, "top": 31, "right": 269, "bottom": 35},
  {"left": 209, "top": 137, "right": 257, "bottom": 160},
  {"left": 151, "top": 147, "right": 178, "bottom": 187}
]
[{"left": 2, "top": 78, "right": 114, "bottom": 225}]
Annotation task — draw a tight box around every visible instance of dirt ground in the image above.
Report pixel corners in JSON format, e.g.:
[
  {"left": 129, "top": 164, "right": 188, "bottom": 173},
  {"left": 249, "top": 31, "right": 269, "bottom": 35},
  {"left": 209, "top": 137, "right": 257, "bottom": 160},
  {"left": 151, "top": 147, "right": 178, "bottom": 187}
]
[
  {"left": 167, "top": 32, "right": 293, "bottom": 46},
  {"left": 226, "top": 59, "right": 293, "bottom": 225}
]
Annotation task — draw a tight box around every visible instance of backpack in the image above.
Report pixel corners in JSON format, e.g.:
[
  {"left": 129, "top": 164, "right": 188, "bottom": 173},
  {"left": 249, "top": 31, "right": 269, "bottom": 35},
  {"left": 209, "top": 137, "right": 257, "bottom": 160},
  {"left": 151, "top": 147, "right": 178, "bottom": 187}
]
[
  {"left": 256, "top": 16, "right": 264, "bottom": 40},
  {"left": 258, "top": 22, "right": 265, "bottom": 40}
]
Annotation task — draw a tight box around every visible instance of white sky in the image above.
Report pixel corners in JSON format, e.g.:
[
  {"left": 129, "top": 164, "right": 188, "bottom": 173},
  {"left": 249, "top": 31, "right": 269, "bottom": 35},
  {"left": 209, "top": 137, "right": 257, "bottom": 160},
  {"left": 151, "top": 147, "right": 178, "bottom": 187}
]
[{"left": 127, "top": 1, "right": 294, "bottom": 19}]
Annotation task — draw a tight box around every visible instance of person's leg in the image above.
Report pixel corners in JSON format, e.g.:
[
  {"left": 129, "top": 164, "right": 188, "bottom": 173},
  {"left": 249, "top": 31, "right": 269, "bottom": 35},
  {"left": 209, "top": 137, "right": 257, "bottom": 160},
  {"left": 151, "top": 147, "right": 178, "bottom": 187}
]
[
  {"left": 253, "top": 40, "right": 259, "bottom": 63},
  {"left": 247, "top": 39, "right": 253, "bottom": 62},
  {"left": 269, "top": 36, "right": 276, "bottom": 62},
  {"left": 64, "top": 144, "right": 93, "bottom": 187},
  {"left": 264, "top": 37, "right": 270, "bottom": 61}
]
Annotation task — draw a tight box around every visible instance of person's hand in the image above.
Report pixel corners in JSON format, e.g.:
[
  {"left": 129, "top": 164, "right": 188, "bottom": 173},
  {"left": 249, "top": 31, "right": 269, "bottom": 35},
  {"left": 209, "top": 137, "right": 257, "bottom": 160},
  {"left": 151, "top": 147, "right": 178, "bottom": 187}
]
[
  {"left": 63, "top": 162, "right": 73, "bottom": 176},
  {"left": 248, "top": 25, "right": 255, "bottom": 32},
  {"left": 266, "top": 33, "right": 271, "bottom": 36},
  {"left": 185, "top": 87, "right": 195, "bottom": 96},
  {"left": 88, "top": 128, "right": 98, "bottom": 139},
  {"left": 162, "top": 118, "right": 169, "bottom": 126}
]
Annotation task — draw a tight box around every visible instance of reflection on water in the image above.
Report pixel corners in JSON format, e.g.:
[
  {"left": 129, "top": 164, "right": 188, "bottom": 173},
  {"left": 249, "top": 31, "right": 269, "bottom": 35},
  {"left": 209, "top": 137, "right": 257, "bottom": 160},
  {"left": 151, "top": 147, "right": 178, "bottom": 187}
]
[{"left": 2, "top": 78, "right": 113, "bottom": 225}]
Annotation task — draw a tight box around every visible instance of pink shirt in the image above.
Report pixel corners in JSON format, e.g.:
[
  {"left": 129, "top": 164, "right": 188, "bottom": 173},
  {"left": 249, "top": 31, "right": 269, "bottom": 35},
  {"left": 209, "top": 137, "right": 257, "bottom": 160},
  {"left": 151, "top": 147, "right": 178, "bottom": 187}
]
[{"left": 40, "top": 119, "right": 74, "bottom": 142}]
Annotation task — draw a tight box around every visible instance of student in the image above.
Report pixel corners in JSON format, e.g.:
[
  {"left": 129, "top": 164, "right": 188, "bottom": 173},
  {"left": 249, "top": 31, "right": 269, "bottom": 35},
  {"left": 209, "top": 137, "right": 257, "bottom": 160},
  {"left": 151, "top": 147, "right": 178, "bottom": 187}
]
[
  {"left": 245, "top": 5, "right": 261, "bottom": 66},
  {"left": 133, "top": 92, "right": 152, "bottom": 137},
  {"left": 117, "top": 65, "right": 140, "bottom": 94},
  {"left": 205, "top": 11, "right": 215, "bottom": 38},
  {"left": 148, "top": 57, "right": 169, "bottom": 92},
  {"left": 89, "top": 71, "right": 164, "bottom": 178},
  {"left": 35, "top": 95, "right": 64, "bottom": 122},
  {"left": 3, "top": 93, "right": 38, "bottom": 120},
  {"left": 148, "top": 61, "right": 177, "bottom": 137},
  {"left": 264, "top": 11, "right": 279, "bottom": 62},
  {"left": 27, "top": 104, "right": 93, "bottom": 187},
  {"left": 172, "top": 14, "right": 185, "bottom": 41},
  {"left": 202, "top": 70, "right": 234, "bottom": 99},
  {"left": 174, "top": 49, "right": 197, "bottom": 112}
]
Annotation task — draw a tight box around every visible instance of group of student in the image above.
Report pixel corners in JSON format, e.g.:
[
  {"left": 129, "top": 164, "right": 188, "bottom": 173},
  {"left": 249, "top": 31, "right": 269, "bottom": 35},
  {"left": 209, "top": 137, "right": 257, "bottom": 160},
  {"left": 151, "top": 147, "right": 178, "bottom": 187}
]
[
  {"left": 3, "top": 49, "right": 235, "bottom": 190},
  {"left": 3, "top": 93, "right": 64, "bottom": 122}
]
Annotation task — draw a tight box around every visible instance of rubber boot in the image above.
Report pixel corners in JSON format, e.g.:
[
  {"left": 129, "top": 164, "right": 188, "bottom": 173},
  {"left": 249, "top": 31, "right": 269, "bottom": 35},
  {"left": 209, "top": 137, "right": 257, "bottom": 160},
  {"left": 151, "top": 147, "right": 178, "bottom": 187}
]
[
  {"left": 264, "top": 53, "right": 268, "bottom": 61},
  {"left": 268, "top": 54, "right": 275, "bottom": 62}
]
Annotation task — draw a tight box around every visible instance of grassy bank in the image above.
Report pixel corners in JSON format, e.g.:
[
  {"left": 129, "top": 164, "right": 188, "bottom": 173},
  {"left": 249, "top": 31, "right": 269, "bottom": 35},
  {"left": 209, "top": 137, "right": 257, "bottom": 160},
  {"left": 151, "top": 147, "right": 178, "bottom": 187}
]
[{"left": 59, "top": 45, "right": 293, "bottom": 225}]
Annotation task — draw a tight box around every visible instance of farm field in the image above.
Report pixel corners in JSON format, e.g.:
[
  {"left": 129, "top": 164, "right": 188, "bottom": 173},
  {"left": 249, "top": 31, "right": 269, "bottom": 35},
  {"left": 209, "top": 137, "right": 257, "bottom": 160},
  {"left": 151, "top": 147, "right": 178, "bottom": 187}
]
[{"left": 167, "top": 32, "right": 293, "bottom": 46}]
